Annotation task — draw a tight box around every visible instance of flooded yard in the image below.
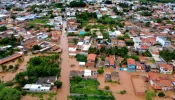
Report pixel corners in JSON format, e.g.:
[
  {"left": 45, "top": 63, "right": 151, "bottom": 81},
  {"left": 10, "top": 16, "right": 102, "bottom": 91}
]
[{"left": 97, "top": 68, "right": 144, "bottom": 100}]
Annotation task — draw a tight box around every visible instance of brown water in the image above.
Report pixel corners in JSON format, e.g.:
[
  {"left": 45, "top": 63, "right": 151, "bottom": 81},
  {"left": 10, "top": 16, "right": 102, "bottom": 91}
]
[
  {"left": 57, "top": 31, "right": 71, "bottom": 100},
  {"left": 97, "top": 68, "right": 144, "bottom": 100}
]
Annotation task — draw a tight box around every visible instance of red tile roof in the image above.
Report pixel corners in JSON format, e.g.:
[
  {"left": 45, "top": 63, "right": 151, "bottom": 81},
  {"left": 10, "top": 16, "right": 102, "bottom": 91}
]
[
  {"left": 127, "top": 58, "right": 136, "bottom": 65},
  {"left": 87, "top": 54, "right": 97, "bottom": 61},
  {"left": 158, "top": 64, "right": 173, "bottom": 71}
]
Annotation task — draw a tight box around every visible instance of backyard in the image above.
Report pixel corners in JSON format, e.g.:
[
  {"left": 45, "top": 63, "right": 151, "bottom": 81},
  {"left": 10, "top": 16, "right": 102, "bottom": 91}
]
[{"left": 69, "top": 76, "right": 114, "bottom": 100}]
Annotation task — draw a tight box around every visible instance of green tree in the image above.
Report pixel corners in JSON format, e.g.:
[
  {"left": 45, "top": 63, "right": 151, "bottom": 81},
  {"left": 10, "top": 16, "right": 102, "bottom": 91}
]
[
  {"left": 145, "top": 91, "right": 156, "bottom": 100},
  {"left": 1, "top": 65, "right": 7, "bottom": 71},
  {"left": 145, "top": 22, "right": 150, "bottom": 27},
  {"left": 125, "top": 40, "right": 134, "bottom": 46},
  {"left": 14, "top": 64, "right": 19, "bottom": 70},
  {"left": 8, "top": 65, "right": 13, "bottom": 69},
  {"left": 54, "top": 81, "right": 62, "bottom": 89},
  {"left": 0, "top": 26, "right": 7, "bottom": 32},
  {"left": 104, "top": 86, "right": 110, "bottom": 90},
  {"left": 69, "top": 1, "right": 86, "bottom": 7},
  {"left": 119, "top": 90, "right": 127, "bottom": 94},
  {"left": 158, "top": 92, "right": 165, "bottom": 97},
  {"left": 97, "top": 67, "right": 104, "bottom": 74},
  {"left": 71, "top": 76, "right": 82, "bottom": 83},
  {"left": 0, "top": 88, "right": 21, "bottom": 100},
  {"left": 75, "top": 54, "right": 87, "bottom": 62},
  {"left": 32, "top": 45, "right": 41, "bottom": 51},
  {"left": 15, "top": 72, "right": 28, "bottom": 86}
]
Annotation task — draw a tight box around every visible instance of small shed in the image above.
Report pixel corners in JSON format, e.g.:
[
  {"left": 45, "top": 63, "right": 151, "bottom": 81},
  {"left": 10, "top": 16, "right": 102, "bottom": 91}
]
[{"left": 79, "top": 62, "right": 85, "bottom": 66}]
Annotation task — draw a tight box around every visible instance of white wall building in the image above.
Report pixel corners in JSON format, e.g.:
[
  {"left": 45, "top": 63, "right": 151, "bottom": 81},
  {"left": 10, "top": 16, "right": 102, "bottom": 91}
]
[
  {"left": 156, "top": 36, "right": 171, "bottom": 47},
  {"left": 23, "top": 84, "right": 51, "bottom": 92}
]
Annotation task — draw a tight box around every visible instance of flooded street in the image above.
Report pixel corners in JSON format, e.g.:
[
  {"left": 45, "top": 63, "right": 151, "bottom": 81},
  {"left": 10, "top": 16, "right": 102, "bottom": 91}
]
[
  {"left": 57, "top": 33, "right": 70, "bottom": 100},
  {"left": 57, "top": 20, "right": 71, "bottom": 100}
]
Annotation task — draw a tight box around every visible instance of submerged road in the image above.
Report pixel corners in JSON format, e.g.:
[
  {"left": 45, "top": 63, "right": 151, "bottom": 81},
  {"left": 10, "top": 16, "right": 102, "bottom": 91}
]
[{"left": 57, "top": 21, "right": 70, "bottom": 100}]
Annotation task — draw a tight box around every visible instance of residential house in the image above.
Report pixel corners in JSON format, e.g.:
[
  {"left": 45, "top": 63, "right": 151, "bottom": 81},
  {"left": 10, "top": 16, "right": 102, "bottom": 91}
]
[
  {"left": 118, "top": 40, "right": 126, "bottom": 47},
  {"left": 36, "top": 76, "right": 57, "bottom": 86},
  {"left": 86, "top": 54, "right": 97, "bottom": 67},
  {"left": 83, "top": 69, "right": 98, "bottom": 79},
  {"left": 84, "top": 36, "right": 91, "bottom": 44},
  {"left": 105, "top": 73, "right": 111, "bottom": 82},
  {"left": 148, "top": 73, "right": 173, "bottom": 91},
  {"left": 21, "top": 35, "right": 38, "bottom": 49},
  {"left": 0, "top": 52, "right": 23, "bottom": 65},
  {"left": 158, "top": 64, "right": 173, "bottom": 74},
  {"left": 111, "top": 38, "right": 118, "bottom": 47},
  {"left": 127, "top": 58, "right": 136, "bottom": 72},
  {"left": 111, "top": 71, "right": 119, "bottom": 82},
  {"left": 23, "top": 84, "right": 51, "bottom": 92},
  {"left": 133, "top": 37, "right": 141, "bottom": 51},
  {"left": 68, "top": 44, "right": 77, "bottom": 57},
  {"left": 37, "top": 32, "right": 48, "bottom": 41},
  {"left": 149, "top": 63, "right": 159, "bottom": 72},
  {"left": 70, "top": 69, "right": 97, "bottom": 79},
  {"left": 104, "top": 55, "right": 116, "bottom": 68},
  {"left": 156, "top": 36, "right": 171, "bottom": 47},
  {"left": 51, "top": 31, "right": 61, "bottom": 42},
  {"left": 67, "top": 18, "right": 79, "bottom": 33},
  {"left": 70, "top": 70, "right": 82, "bottom": 78},
  {"left": 108, "top": 30, "right": 122, "bottom": 37},
  {"left": 136, "top": 62, "right": 145, "bottom": 72},
  {"left": 139, "top": 56, "right": 147, "bottom": 64},
  {"left": 77, "top": 42, "right": 84, "bottom": 50}
]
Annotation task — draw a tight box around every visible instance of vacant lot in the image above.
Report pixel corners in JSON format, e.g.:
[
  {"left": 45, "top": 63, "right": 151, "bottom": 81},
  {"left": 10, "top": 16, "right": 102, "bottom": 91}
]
[{"left": 28, "top": 17, "right": 49, "bottom": 25}]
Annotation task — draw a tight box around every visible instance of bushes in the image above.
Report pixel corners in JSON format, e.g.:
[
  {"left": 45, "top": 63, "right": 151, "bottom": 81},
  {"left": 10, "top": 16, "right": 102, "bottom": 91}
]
[
  {"left": 158, "top": 92, "right": 165, "bottom": 97},
  {"left": 15, "top": 55, "right": 61, "bottom": 85},
  {"left": 32, "top": 45, "right": 41, "bottom": 51},
  {"left": 104, "top": 86, "right": 110, "bottom": 90},
  {"left": 0, "top": 26, "right": 7, "bottom": 32},
  {"left": 145, "top": 91, "right": 156, "bottom": 100},
  {"left": 75, "top": 54, "right": 87, "bottom": 62},
  {"left": 71, "top": 76, "right": 83, "bottom": 83},
  {"left": 54, "top": 81, "right": 62, "bottom": 89},
  {"left": 97, "top": 67, "right": 104, "bottom": 74},
  {"left": 0, "top": 88, "right": 21, "bottom": 100},
  {"left": 119, "top": 90, "right": 127, "bottom": 94}
]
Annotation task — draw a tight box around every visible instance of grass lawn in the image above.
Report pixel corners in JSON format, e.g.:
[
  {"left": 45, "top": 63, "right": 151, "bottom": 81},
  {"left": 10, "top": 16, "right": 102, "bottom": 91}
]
[
  {"left": 68, "top": 96, "right": 115, "bottom": 100},
  {"left": 28, "top": 17, "right": 49, "bottom": 25},
  {"left": 70, "top": 79, "right": 112, "bottom": 96}
]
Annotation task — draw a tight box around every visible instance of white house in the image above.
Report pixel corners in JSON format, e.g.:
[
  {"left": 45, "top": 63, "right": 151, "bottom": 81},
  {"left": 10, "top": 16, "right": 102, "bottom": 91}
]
[
  {"left": 133, "top": 37, "right": 141, "bottom": 50},
  {"left": 23, "top": 84, "right": 51, "bottom": 92},
  {"left": 37, "top": 33, "right": 48, "bottom": 41},
  {"left": 156, "top": 36, "right": 171, "bottom": 47},
  {"left": 158, "top": 64, "right": 173, "bottom": 74}
]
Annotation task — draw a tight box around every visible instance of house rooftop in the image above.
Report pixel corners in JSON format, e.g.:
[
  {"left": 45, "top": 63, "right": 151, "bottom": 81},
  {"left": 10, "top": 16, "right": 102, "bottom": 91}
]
[
  {"left": 127, "top": 58, "right": 136, "bottom": 65},
  {"left": 87, "top": 54, "right": 97, "bottom": 61}
]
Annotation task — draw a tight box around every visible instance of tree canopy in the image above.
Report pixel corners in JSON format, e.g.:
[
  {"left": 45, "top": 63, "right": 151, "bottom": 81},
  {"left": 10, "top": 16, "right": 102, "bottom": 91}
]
[
  {"left": 0, "top": 35, "right": 21, "bottom": 46},
  {"left": 88, "top": 46, "right": 128, "bottom": 57},
  {"left": 0, "top": 26, "right": 7, "bottom": 32},
  {"left": 0, "top": 88, "right": 21, "bottom": 100},
  {"left": 75, "top": 54, "right": 87, "bottom": 62},
  {"left": 15, "top": 55, "right": 61, "bottom": 86},
  {"left": 69, "top": 1, "right": 86, "bottom": 7},
  {"left": 160, "top": 50, "right": 175, "bottom": 62}
]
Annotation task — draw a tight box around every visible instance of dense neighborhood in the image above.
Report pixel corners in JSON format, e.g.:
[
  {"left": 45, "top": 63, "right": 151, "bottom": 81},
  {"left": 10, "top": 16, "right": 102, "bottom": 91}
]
[{"left": 0, "top": 0, "right": 175, "bottom": 100}]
